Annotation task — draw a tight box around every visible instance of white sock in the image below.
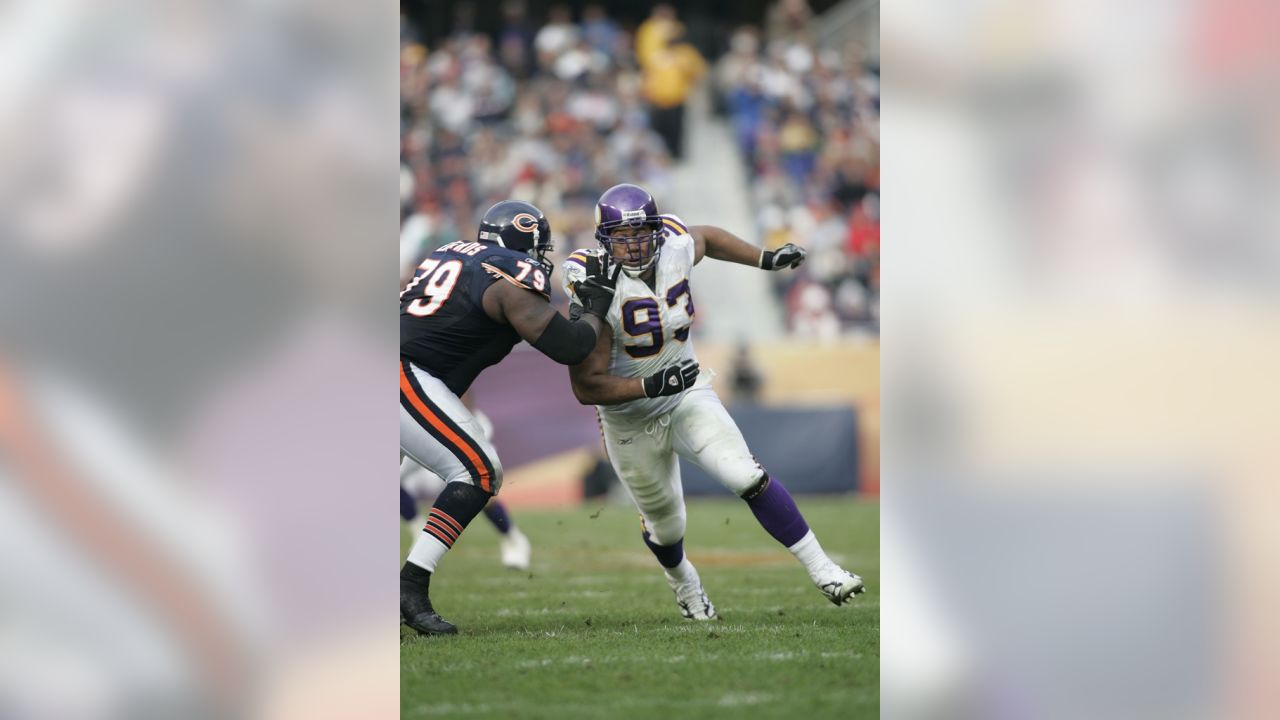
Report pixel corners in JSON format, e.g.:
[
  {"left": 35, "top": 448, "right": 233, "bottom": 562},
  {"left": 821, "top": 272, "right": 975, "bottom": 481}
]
[
  {"left": 787, "top": 531, "right": 833, "bottom": 578},
  {"left": 406, "top": 531, "right": 449, "bottom": 572},
  {"left": 664, "top": 557, "right": 699, "bottom": 585}
]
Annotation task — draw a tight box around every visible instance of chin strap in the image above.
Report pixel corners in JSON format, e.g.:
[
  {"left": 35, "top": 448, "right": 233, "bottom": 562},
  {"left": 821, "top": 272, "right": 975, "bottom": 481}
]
[{"left": 620, "top": 252, "right": 661, "bottom": 277}]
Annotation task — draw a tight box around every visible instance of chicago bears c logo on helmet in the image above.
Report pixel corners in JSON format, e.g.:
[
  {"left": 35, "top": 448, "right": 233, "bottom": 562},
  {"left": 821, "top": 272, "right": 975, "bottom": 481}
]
[{"left": 511, "top": 213, "right": 539, "bottom": 233}]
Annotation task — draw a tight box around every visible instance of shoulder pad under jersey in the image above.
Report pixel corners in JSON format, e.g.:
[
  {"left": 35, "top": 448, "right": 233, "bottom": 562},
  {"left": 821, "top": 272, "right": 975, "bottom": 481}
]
[
  {"left": 561, "top": 248, "right": 607, "bottom": 300},
  {"left": 660, "top": 214, "right": 690, "bottom": 238},
  {"left": 480, "top": 251, "right": 551, "bottom": 298}
]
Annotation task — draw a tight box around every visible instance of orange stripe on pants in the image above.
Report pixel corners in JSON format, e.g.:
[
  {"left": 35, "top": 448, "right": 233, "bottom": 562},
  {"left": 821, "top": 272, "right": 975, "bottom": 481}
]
[{"left": 400, "top": 364, "right": 492, "bottom": 493}]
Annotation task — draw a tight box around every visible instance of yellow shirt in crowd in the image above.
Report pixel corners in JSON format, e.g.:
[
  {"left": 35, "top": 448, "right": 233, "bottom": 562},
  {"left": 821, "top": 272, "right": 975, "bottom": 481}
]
[{"left": 641, "top": 42, "right": 706, "bottom": 109}]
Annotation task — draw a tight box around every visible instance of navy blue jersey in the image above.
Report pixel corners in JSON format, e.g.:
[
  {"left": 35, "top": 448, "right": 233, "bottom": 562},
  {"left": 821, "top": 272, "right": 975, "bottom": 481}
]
[{"left": 400, "top": 240, "right": 551, "bottom": 396}]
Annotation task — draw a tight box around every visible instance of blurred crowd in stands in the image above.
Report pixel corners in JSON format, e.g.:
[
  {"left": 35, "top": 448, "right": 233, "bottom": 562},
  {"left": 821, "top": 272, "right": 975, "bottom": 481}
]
[
  {"left": 716, "top": 0, "right": 880, "bottom": 336},
  {"left": 401, "top": 0, "right": 878, "bottom": 335}
]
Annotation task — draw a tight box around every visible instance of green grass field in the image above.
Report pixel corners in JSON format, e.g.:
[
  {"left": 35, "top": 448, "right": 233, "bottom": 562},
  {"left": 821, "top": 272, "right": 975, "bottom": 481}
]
[{"left": 401, "top": 495, "right": 879, "bottom": 719}]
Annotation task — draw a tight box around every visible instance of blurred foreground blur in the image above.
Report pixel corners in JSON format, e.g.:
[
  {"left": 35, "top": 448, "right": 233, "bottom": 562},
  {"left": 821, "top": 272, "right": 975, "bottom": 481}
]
[
  {"left": 0, "top": 1, "right": 397, "bottom": 718},
  {"left": 882, "top": 1, "right": 1280, "bottom": 718},
  {"left": 4, "top": 0, "right": 1277, "bottom": 717}
]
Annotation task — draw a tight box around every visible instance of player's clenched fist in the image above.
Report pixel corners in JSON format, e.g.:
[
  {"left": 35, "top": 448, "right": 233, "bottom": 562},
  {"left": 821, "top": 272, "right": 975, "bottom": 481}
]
[
  {"left": 759, "top": 243, "right": 806, "bottom": 271},
  {"left": 643, "top": 360, "right": 699, "bottom": 398}
]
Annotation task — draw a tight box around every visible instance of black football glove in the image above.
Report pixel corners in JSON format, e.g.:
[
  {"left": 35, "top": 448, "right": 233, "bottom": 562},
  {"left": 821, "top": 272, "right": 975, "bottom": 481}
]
[
  {"left": 759, "top": 243, "right": 807, "bottom": 271},
  {"left": 643, "top": 360, "right": 699, "bottom": 398},
  {"left": 572, "top": 254, "right": 621, "bottom": 320}
]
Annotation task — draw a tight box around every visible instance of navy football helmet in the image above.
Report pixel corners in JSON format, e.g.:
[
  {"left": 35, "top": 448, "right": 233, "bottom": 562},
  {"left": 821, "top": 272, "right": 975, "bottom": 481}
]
[
  {"left": 478, "top": 200, "right": 553, "bottom": 270},
  {"left": 594, "top": 184, "right": 664, "bottom": 277}
]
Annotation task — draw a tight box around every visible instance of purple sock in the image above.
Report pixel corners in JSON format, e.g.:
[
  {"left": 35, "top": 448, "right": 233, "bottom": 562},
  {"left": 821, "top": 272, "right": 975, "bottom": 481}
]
[
  {"left": 642, "top": 529, "right": 685, "bottom": 569},
  {"left": 400, "top": 486, "right": 417, "bottom": 523},
  {"left": 482, "top": 501, "right": 513, "bottom": 535},
  {"left": 743, "top": 473, "right": 810, "bottom": 547}
]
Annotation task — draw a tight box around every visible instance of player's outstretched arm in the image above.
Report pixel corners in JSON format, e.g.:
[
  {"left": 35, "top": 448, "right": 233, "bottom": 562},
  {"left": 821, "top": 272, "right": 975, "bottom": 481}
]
[
  {"left": 568, "top": 323, "right": 700, "bottom": 406},
  {"left": 483, "top": 281, "right": 603, "bottom": 365},
  {"left": 689, "top": 224, "right": 806, "bottom": 271}
]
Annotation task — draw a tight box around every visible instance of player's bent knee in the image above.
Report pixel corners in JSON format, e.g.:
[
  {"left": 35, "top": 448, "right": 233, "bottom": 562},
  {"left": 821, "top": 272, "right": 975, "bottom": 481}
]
[
  {"left": 646, "top": 510, "right": 687, "bottom": 546},
  {"left": 735, "top": 469, "right": 770, "bottom": 499},
  {"left": 487, "top": 459, "right": 504, "bottom": 495},
  {"left": 700, "top": 450, "right": 765, "bottom": 497},
  {"left": 443, "top": 460, "right": 503, "bottom": 496}
]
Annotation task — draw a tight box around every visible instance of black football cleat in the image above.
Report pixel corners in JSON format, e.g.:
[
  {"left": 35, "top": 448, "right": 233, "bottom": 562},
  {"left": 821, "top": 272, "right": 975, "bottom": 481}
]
[
  {"left": 402, "top": 607, "right": 458, "bottom": 636},
  {"left": 401, "top": 563, "right": 458, "bottom": 635}
]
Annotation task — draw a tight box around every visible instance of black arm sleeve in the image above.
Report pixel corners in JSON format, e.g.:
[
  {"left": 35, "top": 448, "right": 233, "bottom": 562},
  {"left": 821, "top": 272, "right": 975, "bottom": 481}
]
[{"left": 531, "top": 311, "right": 598, "bottom": 365}]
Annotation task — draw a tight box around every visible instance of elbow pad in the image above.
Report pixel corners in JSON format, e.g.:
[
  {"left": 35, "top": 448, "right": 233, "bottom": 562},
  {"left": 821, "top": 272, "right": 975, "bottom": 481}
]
[{"left": 532, "top": 312, "right": 597, "bottom": 365}]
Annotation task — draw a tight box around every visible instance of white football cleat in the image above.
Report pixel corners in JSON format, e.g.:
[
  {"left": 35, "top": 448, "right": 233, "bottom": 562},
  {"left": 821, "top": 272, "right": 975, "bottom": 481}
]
[
  {"left": 667, "top": 576, "right": 718, "bottom": 620},
  {"left": 813, "top": 564, "right": 865, "bottom": 606},
  {"left": 499, "top": 527, "right": 532, "bottom": 571}
]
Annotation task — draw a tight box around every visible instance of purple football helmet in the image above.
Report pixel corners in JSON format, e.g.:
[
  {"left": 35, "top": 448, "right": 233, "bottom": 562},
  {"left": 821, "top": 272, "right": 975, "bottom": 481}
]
[{"left": 594, "top": 183, "right": 664, "bottom": 277}]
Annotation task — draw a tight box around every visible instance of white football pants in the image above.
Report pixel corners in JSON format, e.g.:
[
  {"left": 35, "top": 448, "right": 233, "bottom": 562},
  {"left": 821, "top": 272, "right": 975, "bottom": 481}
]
[
  {"left": 599, "top": 386, "right": 763, "bottom": 546},
  {"left": 399, "top": 360, "right": 503, "bottom": 495}
]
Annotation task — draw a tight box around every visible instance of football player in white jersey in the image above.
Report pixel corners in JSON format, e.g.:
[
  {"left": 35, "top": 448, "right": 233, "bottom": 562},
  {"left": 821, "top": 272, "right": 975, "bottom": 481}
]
[{"left": 561, "top": 183, "right": 865, "bottom": 620}]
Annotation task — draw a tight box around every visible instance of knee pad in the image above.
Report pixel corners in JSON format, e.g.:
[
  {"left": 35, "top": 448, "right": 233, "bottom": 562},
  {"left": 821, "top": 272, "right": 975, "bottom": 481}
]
[
  {"left": 487, "top": 457, "right": 504, "bottom": 495},
  {"left": 643, "top": 506, "right": 687, "bottom": 546},
  {"left": 722, "top": 462, "right": 766, "bottom": 497},
  {"left": 694, "top": 436, "right": 764, "bottom": 495},
  {"left": 443, "top": 453, "right": 503, "bottom": 496},
  {"left": 738, "top": 469, "right": 771, "bottom": 500}
]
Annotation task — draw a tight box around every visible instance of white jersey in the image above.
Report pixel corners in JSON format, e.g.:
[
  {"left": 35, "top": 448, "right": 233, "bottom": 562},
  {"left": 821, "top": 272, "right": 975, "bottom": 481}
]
[{"left": 562, "top": 214, "right": 709, "bottom": 421}]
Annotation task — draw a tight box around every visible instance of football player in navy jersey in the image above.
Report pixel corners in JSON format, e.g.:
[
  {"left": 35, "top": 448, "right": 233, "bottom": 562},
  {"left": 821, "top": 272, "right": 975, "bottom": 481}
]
[{"left": 400, "top": 200, "right": 694, "bottom": 636}]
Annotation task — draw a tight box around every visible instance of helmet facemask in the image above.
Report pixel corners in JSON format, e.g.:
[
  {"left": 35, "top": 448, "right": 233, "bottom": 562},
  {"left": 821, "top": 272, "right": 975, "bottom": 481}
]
[
  {"left": 596, "top": 219, "right": 663, "bottom": 277},
  {"left": 527, "top": 226, "right": 554, "bottom": 275}
]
